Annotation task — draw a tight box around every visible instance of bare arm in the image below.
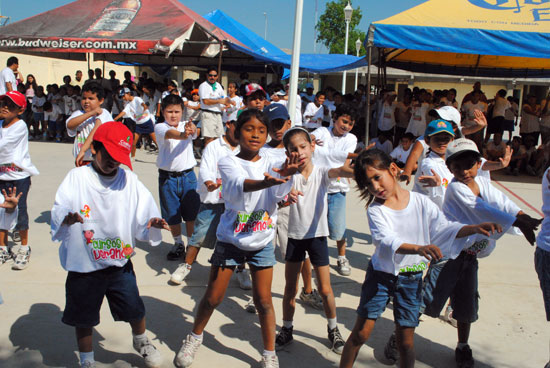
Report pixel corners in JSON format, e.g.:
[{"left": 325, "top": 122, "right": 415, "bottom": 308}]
[
  {"left": 67, "top": 107, "right": 103, "bottom": 129},
  {"left": 203, "top": 97, "right": 228, "bottom": 106},
  {"left": 328, "top": 159, "right": 354, "bottom": 178},
  {"left": 164, "top": 122, "right": 196, "bottom": 141},
  {"left": 461, "top": 109, "right": 487, "bottom": 136},
  {"left": 400, "top": 140, "right": 424, "bottom": 184}
]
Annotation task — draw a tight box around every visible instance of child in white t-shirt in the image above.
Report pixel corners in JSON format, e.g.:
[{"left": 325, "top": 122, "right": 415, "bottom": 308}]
[
  {"left": 67, "top": 83, "right": 113, "bottom": 166},
  {"left": 424, "top": 138, "right": 542, "bottom": 367},
  {"left": 0, "top": 91, "right": 39, "bottom": 271},
  {"left": 175, "top": 109, "right": 299, "bottom": 368},
  {"left": 390, "top": 132, "right": 414, "bottom": 168},
  {"left": 303, "top": 92, "right": 327, "bottom": 131},
  {"left": 275, "top": 127, "right": 354, "bottom": 355},
  {"left": 223, "top": 82, "right": 243, "bottom": 124},
  {"left": 50, "top": 122, "right": 169, "bottom": 368},
  {"left": 370, "top": 132, "right": 393, "bottom": 156},
  {"left": 43, "top": 101, "right": 64, "bottom": 142},
  {"left": 153, "top": 94, "right": 200, "bottom": 262},
  {"left": 311, "top": 104, "right": 358, "bottom": 276},
  {"left": 185, "top": 89, "right": 201, "bottom": 123},
  {"left": 339, "top": 149, "right": 500, "bottom": 368}
]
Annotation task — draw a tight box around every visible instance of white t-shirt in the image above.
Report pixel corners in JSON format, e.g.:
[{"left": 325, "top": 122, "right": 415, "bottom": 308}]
[
  {"left": 390, "top": 144, "right": 412, "bottom": 163},
  {"left": 31, "top": 95, "right": 46, "bottom": 113},
  {"left": 288, "top": 166, "right": 331, "bottom": 239},
  {"left": 45, "top": 104, "right": 63, "bottom": 122},
  {"left": 492, "top": 96, "right": 511, "bottom": 118},
  {"left": 67, "top": 109, "right": 113, "bottom": 161},
  {"left": 199, "top": 81, "right": 226, "bottom": 113},
  {"left": 123, "top": 96, "right": 151, "bottom": 124},
  {"left": 478, "top": 157, "right": 491, "bottom": 181},
  {"left": 417, "top": 151, "right": 454, "bottom": 209},
  {"left": 520, "top": 106, "right": 541, "bottom": 133},
  {"left": 0, "top": 195, "right": 17, "bottom": 231},
  {"left": 185, "top": 101, "right": 201, "bottom": 122},
  {"left": 51, "top": 166, "right": 162, "bottom": 273},
  {"left": 197, "top": 136, "right": 239, "bottom": 204},
  {"left": 368, "top": 191, "right": 473, "bottom": 275},
  {"left": 155, "top": 121, "right": 197, "bottom": 172},
  {"left": 216, "top": 155, "right": 293, "bottom": 251},
  {"left": 378, "top": 102, "right": 396, "bottom": 131},
  {"left": 443, "top": 176, "right": 521, "bottom": 258},
  {"left": 461, "top": 101, "right": 488, "bottom": 128},
  {"left": 0, "top": 67, "right": 16, "bottom": 95},
  {"left": 260, "top": 144, "right": 287, "bottom": 167},
  {"left": 303, "top": 102, "right": 324, "bottom": 130},
  {"left": 406, "top": 102, "right": 430, "bottom": 137},
  {"left": 142, "top": 91, "right": 162, "bottom": 120},
  {"left": 223, "top": 96, "right": 243, "bottom": 123},
  {"left": 537, "top": 168, "right": 550, "bottom": 252},
  {"left": 371, "top": 138, "right": 393, "bottom": 156},
  {"left": 0, "top": 120, "right": 38, "bottom": 180},
  {"left": 311, "top": 126, "right": 357, "bottom": 193}
]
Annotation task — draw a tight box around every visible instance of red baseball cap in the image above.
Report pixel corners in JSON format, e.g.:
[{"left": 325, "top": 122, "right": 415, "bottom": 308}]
[
  {"left": 0, "top": 91, "right": 27, "bottom": 110},
  {"left": 245, "top": 83, "right": 266, "bottom": 96},
  {"left": 92, "top": 121, "right": 133, "bottom": 170}
]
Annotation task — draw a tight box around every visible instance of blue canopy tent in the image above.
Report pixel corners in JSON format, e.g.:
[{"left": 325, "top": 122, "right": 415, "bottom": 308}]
[{"left": 204, "top": 9, "right": 366, "bottom": 76}]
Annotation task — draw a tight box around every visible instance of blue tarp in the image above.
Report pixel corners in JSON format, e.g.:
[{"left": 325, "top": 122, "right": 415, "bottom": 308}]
[{"left": 204, "top": 9, "right": 366, "bottom": 75}]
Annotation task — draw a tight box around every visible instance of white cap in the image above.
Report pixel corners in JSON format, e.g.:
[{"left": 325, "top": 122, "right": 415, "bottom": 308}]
[
  {"left": 445, "top": 138, "right": 479, "bottom": 162},
  {"left": 435, "top": 106, "right": 461, "bottom": 128}
]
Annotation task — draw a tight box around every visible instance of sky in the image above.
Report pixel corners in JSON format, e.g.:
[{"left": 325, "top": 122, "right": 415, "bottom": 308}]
[{"left": 0, "top": 0, "right": 426, "bottom": 53}]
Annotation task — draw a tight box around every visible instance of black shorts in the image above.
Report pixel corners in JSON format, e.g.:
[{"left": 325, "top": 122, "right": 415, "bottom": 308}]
[
  {"left": 0, "top": 177, "right": 30, "bottom": 230},
  {"left": 488, "top": 116, "right": 505, "bottom": 135},
  {"left": 285, "top": 237, "right": 329, "bottom": 266},
  {"left": 62, "top": 261, "right": 145, "bottom": 328},
  {"left": 123, "top": 118, "right": 136, "bottom": 134}
]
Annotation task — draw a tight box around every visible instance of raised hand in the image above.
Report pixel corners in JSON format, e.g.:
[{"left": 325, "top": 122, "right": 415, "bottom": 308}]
[
  {"left": 499, "top": 146, "right": 513, "bottom": 168},
  {"left": 514, "top": 214, "right": 543, "bottom": 245},
  {"left": 262, "top": 172, "right": 290, "bottom": 187},
  {"left": 0, "top": 187, "right": 22, "bottom": 210},
  {"left": 274, "top": 152, "right": 300, "bottom": 177},
  {"left": 419, "top": 169, "right": 442, "bottom": 187},
  {"left": 473, "top": 109, "right": 487, "bottom": 127}
]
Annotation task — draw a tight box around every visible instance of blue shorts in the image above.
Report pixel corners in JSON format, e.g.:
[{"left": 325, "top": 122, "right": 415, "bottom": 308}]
[
  {"left": 423, "top": 252, "right": 479, "bottom": 323},
  {"left": 356, "top": 262, "right": 423, "bottom": 328},
  {"left": 327, "top": 192, "right": 346, "bottom": 241},
  {"left": 420, "top": 257, "right": 450, "bottom": 314},
  {"left": 33, "top": 112, "right": 44, "bottom": 122},
  {"left": 188, "top": 203, "right": 224, "bottom": 249},
  {"left": 0, "top": 177, "right": 30, "bottom": 230},
  {"left": 158, "top": 169, "right": 200, "bottom": 225},
  {"left": 535, "top": 247, "right": 550, "bottom": 321},
  {"left": 286, "top": 237, "right": 329, "bottom": 266},
  {"left": 62, "top": 261, "right": 145, "bottom": 328},
  {"left": 210, "top": 241, "right": 276, "bottom": 268},
  {"left": 135, "top": 119, "right": 155, "bottom": 134}
]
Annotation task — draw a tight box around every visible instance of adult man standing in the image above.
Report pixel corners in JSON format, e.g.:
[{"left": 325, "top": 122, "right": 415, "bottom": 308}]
[
  {"left": 198, "top": 66, "right": 230, "bottom": 146},
  {"left": 461, "top": 81, "right": 488, "bottom": 105},
  {"left": 0, "top": 56, "right": 18, "bottom": 95},
  {"left": 74, "top": 70, "right": 84, "bottom": 87}
]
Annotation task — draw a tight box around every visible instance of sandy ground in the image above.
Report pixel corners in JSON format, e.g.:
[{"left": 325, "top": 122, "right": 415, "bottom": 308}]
[{"left": 0, "top": 140, "right": 548, "bottom": 368}]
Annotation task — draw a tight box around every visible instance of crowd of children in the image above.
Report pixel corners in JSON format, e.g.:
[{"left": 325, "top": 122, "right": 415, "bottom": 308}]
[{"left": 0, "top": 61, "right": 548, "bottom": 368}]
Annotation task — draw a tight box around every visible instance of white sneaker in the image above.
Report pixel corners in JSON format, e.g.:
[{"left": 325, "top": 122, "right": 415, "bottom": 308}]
[
  {"left": 260, "top": 354, "right": 279, "bottom": 368},
  {"left": 12, "top": 247, "right": 30, "bottom": 270},
  {"left": 337, "top": 257, "right": 351, "bottom": 276},
  {"left": 0, "top": 247, "right": 11, "bottom": 265},
  {"left": 133, "top": 335, "right": 162, "bottom": 368},
  {"left": 170, "top": 264, "right": 192, "bottom": 284},
  {"left": 80, "top": 361, "right": 96, "bottom": 368},
  {"left": 236, "top": 269, "right": 252, "bottom": 290},
  {"left": 245, "top": 297, "right": 256, "bottom": 313},
  {"left": 175, "top": 334, "right": 202, "bottom": 367}
]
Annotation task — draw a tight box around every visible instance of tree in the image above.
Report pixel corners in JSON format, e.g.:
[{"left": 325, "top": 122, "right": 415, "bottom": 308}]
[{"left": 315, "top": 0, "right": 367, "bottom": 55}]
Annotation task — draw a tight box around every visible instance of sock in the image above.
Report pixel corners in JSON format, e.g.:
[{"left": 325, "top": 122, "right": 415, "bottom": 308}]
[
  {"left": 457, "top": 342, "right": 468, "bottom": 349},
  {"left": 263, "top": 349, "right": 276, "bottom": 357},
  {"left": 0, "top": 245, "right": 7, "bottom": 250},
  {"left": 173, "top": 234, "right": 183, "bottom": 244},
  {"left": 133, "top": 332, "right": 147, "bottom": 342},
  {"left": 20, "top": 245, "right": 30, "bottom": 252},
  {"left": 327, "top": 318, "right": 337, "bottom": 330},
  {"left": 79, "top": 351, "right": 94, "bottom": 364},
  {"left": 283, "top": 320, "right": 293, "bottom": 329},
  {"left": 338, "top": 255, "right": 346, "bottom": 261},
  {"left": 191, "top": 332, "right": 203, "bottom": 341}
]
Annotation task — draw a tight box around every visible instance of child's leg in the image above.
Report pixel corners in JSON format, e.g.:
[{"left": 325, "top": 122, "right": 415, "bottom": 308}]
[
  {"left": 76, "top": 327, "right": 93, "bottom": 352},
  {"left": 314, "top": 265, "right": 336, "bottom": 319},
  {"left": 457, "top": 321, "right": 471, "bottom": 344},
  {"left": 282, "top": 261, "right": 303, "bottom": 322},
  {"left": 250, "top": 265, "right": 276, "bottom": 351},
  {"left": 185, "top": 245, "right": 200, "bottom": 265},
  {"left": 132, "top": 133, "right": 140, "bottom": 157},
  {"left": 301, "top": 258, "right": 313, "bottom": 293},
  {"left": 19, "top": 229, "right": 28, "bottom": 246},
  {"left": 0, "top": 230, "right": 7, "bottom": 246},
  {"left": 395, "top": 326, "right": 415, "bottom": 368},
  {"left": 339, "top": 317, "right": 376, "bottom": 368},
  {"left": 185, "top": 221, "right": 195, "bottom": 239},
  {"left": 129, "top": 317, "right": 146, "bottom": 335},
  {"left": 150, "top": 132, "right": 158, "bottom": 146},
  {"left": 192, "top": 266, "right": 235, "bottom": 335}
]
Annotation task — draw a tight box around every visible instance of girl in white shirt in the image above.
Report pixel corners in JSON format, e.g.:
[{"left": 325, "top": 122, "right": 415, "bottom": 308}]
[
  {"left": 339, "top": 149, "right": 499, "bottom": 368},
  {"left": 176, "top": 108, "right": 299, "bottom": 368}
]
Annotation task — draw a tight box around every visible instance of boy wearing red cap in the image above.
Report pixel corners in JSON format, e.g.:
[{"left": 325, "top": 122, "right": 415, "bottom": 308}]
[
  {"left": 0, "top": 91, "right": 39, "bottom": 270},
  {"left": 51, "top": 122, "right": 170, "bottom": 368}
]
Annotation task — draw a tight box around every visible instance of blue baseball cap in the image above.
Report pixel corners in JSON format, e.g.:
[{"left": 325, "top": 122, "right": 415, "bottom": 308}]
[
  {"left": 263, "top": 103, "right": 290, "bottom": 123},
  {"left": 425, "top": 119, "right": 455, "bottom": 137}
]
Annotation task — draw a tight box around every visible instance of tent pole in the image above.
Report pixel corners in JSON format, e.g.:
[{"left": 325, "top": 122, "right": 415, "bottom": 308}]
[
  {"left": 365, "top": 45, "right": 372, "bottom": 147},
  {"left": 288, "top": 0, "right": 304, "bottom": 127},
  {"left": 102, "top": 59, "right": 105, "bottom": 79},
  {"left": 87, "top": 53, "right": 90, "bottom": 73},
  {"left": 217, "top": 41, "right": 223, "bottom": 78}
]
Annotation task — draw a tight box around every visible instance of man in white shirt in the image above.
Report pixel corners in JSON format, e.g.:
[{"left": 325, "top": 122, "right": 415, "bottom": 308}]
[
  {"left": 198, "top": 66, "right": 231, "bottom": 146},
  {"left": 0, "top": 56, "right": 18, "bottom": 95}
]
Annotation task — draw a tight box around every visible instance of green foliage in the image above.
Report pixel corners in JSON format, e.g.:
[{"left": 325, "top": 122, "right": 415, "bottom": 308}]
[{"left": 315, "top": 0, "right": 367, "bottom": 55}]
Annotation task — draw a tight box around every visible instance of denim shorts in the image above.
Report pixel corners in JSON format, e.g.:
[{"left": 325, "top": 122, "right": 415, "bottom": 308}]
[
  {"left": 158, "top": 170, "right": 200, "bottom": 225},
  {"left": 423, "top": 252, "right": 479, "bottom": 323},
  {"left": 0, "top": 176, "right": 30, "bottom": 230},
  {"left": 210, "top": 241, "right": 276, "bottom": 268},
  {"left": 327, "top": 192, "right": 346, "bottom": 241},
  {"left": 188, "top": 203, "right": 224, "bottom": 249},
  {"left": 286, "top": 237, "right": 329, "bottom": 266},
  {"left": 33, "top": 112, "right": 44, "bottom": 122},
  {"left": 62, "top": 261, "right": 145, "bottom": 328},
  {"left": 535, "top": 247, "right": 550, "bottom": 321},
  {"left": 420, "top": 257, "right": 450, "bottom": 314},
  {"left": 356, "top": 261, "right": 423, "bottom": 328}
]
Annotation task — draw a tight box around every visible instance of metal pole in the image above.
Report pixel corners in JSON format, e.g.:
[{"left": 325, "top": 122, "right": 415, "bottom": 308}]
[
  {"left": 365, "top": 45, "right": 372, "bottom": 146},
  {"left": 264, "top": 12, "right": 268, "bottom": 40},
  {"left": 313, "top": 0, "right": 318, "bottom": 53},
  {"left": 288, "top": 0, "right": 304, "bottom": 127},
  {"left": 217, "top": 41, "right": 223, "bottom": 78},
  {"left": 342, "top": 19, "right": 350, "bottom": 93},
  {"left": 354, "top": 48, "right": 359, "bottom": 91}
]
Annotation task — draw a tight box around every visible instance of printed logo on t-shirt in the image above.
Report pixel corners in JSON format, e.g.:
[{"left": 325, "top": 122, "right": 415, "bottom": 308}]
[
  {"left": 0, "top": 163, "right": 22, "bottom": 173},
  {"left": 442, "top": 178, "right": 449, "bottom": 188},
  {"left": 465, "top": 239, "right": 488, "bottom": 256},
  {"left": 233, "top": 210, "right": 273, "bottom": 234},
  {"left": 82, "top": 229, "right": 134, "bottom": 260},
  {"left": 399, "top": 261, "right": 427, "bottom": 274},
  {"left": 80, "top": 204, "right": 91, "bottom": 218}
]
